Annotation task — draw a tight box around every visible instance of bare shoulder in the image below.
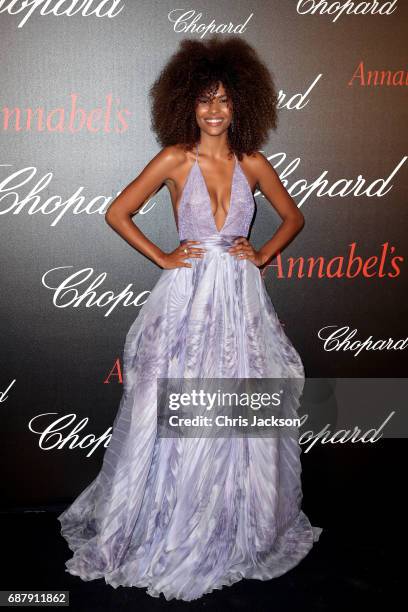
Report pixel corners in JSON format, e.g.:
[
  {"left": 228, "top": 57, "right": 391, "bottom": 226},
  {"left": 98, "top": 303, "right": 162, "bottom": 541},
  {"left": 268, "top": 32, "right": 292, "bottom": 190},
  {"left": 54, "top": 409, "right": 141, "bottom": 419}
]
[
  {"left": 153, "top": 144, "right": 192, "bottom": 169},
  {"left": 241, "top": 151, "right": 275, "bottom": 175},
  {"left": 239, "top": 151, "right": 276, "bottom": 190},
  {"left": 145, "top": 144, "right": 194, "bottom": 184}
]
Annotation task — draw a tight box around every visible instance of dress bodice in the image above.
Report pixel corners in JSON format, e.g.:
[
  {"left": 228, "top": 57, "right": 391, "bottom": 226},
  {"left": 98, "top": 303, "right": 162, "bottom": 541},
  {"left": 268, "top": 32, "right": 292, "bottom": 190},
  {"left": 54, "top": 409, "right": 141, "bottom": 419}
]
[{"left": 177, "top": 143, "right": 255, "bottom": 240}]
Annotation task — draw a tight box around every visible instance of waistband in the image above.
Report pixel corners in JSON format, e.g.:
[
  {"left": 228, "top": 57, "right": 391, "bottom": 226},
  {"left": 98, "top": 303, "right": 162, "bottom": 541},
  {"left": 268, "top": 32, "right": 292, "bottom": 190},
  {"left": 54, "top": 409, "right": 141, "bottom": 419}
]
[{"left": 180, "top": 234, "right": 243, "bottom": 252}]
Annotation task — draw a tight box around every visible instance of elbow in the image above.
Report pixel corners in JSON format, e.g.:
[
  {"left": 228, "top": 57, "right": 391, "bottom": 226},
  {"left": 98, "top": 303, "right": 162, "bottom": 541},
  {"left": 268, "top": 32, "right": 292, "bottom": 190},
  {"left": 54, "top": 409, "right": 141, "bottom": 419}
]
[
  {"left": 105, "top": 207, "right": 131, "bottom": 229},
  {"left": 105, "top": 207, "right": 115, "bottom": 227},
  {"left": 287, "top": 210, "right": 304, "bottom": 232},
  {"left": 295, "top": 210, "right": 305, "bottom": 231}
]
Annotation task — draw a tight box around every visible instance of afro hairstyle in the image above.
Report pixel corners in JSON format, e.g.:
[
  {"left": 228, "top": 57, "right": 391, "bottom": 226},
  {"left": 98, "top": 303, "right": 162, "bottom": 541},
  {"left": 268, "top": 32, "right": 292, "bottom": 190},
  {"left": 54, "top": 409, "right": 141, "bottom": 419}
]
[{"left": 149, "top": 36, "right": 279, "bottom": 160}]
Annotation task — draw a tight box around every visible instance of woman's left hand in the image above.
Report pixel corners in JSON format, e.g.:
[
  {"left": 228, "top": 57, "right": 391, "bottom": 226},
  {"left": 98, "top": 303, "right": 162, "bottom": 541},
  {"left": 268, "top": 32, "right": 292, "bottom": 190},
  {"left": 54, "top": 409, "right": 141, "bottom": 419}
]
[{"left": 228, "top": 237, "right": 266, "bottom": 267}]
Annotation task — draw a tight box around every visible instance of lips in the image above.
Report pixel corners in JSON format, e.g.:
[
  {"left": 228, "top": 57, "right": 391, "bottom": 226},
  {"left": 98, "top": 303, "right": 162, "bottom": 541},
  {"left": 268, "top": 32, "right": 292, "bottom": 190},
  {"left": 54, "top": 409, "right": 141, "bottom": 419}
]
[{"left": 205, "top": 118, "right": 223, "bottom": 124}]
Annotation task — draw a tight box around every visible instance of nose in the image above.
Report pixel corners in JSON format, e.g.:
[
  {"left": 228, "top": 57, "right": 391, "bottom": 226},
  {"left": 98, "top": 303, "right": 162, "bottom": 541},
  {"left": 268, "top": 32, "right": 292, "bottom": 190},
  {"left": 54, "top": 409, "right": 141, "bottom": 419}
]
[{"left": 209, "top": 99, "right": 221, "bottom": 112}]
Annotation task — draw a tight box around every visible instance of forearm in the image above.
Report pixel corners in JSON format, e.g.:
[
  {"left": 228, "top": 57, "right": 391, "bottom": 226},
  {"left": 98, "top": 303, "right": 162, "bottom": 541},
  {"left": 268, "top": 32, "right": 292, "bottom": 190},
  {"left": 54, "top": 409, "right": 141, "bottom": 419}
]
[
  {"left": 258, "top": 216, "right": 304, "bottom": 266},
  {"left": 105, "top": 210, "right": 166, "bottom": 267}
]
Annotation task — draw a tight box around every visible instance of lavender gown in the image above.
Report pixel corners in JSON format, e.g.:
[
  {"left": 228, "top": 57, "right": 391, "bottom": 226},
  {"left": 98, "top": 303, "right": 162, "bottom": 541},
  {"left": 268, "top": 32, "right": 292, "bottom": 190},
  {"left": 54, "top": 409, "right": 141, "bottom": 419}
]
[{"left": 58, "top": 143, "right": 322, "bottom": 601}]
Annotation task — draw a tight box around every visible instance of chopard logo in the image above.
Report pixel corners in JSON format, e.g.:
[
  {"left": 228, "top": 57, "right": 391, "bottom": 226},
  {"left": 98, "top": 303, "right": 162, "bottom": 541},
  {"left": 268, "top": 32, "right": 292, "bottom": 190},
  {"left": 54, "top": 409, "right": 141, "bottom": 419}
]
[
  {"left": 318, "top": 325, "right": 408, "bottom": 356},
  {"left": 1, "top": 156, "right": 406, "bottom": 227},
  {"left": 26, "top": 410, "right": 396, "bottom": 456},
  {"left": 0, "top": 379, "right": 16, "bottom": 403},
  {"left": 296, "top": 0, "right": 398, "bottom": 22},
  {"left": 0, "top": 0, "right": 125, "bottom": 29},
  {"left": 41, "top": 265, "right": 150, "bottom": 317},
  {"left": 168, "top": 9, "right": 254, "bottom": 38}
]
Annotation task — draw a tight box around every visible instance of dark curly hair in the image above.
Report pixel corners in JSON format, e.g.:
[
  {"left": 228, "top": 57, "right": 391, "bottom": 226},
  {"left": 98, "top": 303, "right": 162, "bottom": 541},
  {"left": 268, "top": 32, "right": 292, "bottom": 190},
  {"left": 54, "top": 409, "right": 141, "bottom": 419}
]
[{"left": 149, "top": 36, "right": 279, "bottom": 160}]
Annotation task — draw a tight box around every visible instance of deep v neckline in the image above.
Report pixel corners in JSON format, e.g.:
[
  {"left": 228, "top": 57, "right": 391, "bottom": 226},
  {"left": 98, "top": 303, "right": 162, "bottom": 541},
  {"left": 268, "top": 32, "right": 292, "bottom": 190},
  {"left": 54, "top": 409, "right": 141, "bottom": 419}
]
[{"left": 195, "top": 142, "right": 237, "bottom": 234}]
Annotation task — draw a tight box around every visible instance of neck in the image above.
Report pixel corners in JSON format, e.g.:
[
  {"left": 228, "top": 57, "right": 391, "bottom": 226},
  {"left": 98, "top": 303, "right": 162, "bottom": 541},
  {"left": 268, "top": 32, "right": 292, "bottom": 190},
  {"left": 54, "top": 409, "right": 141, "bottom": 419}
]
[{"left": 197, "top": 133, "right": 233, "bottom": 160}]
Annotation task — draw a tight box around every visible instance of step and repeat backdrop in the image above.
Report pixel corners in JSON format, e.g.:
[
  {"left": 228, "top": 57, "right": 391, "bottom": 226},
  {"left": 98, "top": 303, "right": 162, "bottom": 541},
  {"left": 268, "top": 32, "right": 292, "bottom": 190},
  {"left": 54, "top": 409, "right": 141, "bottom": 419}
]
[{"left": 1, "top": 1, "right": 407, "bottom": 508}]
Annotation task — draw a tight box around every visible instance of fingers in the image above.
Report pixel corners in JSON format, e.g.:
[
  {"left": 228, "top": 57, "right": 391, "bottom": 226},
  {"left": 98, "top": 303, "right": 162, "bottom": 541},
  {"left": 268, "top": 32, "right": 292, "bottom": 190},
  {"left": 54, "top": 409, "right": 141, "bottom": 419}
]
[
  {"left": 173, "top": 238, "right": 255, "bottom": 267},
  {"left": 232, "top": 237, "right": 247, "bottom": 244},
  {"left": 181, "top": 240, "right": 203, "bottom": 249},
  {"left": 228, "top": 241, "right": 254, "bottom": 260},
  {"left": 180, "top": 249, "right": 206, "bottom": 259},
  {"left": 179, "top": 241, "right": 207, "bottom": 259},
  {"left": 229, "top": 244, "right": 251, "bottom": 254},
  {"left": 228, "top": 237, "right": 249, "bottom": 252}
]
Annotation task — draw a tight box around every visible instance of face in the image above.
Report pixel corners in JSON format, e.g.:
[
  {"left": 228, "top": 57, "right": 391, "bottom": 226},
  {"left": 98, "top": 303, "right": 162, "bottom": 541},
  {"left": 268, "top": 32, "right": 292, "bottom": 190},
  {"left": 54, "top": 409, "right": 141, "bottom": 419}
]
[{"left": 195, "top": 81, "right": 233, "bottom": 135}]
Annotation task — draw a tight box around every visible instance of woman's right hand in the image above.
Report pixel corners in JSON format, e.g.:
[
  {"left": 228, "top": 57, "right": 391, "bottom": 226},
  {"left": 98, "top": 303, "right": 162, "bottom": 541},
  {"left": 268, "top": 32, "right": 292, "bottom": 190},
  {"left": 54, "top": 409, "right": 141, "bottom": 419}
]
[{"left": 159, "top": 240, "right": 207, "bottom": 269}]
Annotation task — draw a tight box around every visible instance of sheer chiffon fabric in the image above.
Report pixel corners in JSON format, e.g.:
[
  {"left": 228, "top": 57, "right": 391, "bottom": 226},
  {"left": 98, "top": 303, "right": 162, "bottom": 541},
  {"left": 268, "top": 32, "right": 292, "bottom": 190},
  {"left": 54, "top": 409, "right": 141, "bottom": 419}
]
[{"left": 58, "top": 145, "right": 322, "bottom": 601}]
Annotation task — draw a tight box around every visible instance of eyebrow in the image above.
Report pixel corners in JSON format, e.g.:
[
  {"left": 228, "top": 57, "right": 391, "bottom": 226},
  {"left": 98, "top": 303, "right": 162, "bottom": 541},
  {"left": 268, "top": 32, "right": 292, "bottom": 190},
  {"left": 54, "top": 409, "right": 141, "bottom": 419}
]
[{"left": 199, "top": 93, "right": 228, "bottom": 99}]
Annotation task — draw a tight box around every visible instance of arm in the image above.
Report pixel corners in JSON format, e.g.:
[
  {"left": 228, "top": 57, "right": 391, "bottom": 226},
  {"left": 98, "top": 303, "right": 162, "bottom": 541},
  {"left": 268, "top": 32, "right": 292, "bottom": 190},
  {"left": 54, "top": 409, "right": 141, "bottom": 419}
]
[
  {"left": 229, "top": 152, "right": 304, "bottom": 267},
  {"left": 105, "top": 147, "right": 203, "bottom": 269}
]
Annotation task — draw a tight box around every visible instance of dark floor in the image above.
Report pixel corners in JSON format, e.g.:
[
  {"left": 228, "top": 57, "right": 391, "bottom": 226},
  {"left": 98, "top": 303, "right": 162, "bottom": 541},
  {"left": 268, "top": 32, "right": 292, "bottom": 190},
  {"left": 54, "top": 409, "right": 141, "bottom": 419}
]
[
  {"left": 2, "top": 442, "right": 403, "bottom": 610},
  {"left": 1, "top": 509, "right": 398, "bottom": 611}
]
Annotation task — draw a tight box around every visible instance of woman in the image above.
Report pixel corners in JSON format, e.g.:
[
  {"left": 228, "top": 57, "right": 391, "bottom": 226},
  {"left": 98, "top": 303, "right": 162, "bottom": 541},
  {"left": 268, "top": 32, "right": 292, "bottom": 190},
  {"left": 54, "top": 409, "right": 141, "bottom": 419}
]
[{"left": 58, "top": 36, "right": 322, "bottom": 601}]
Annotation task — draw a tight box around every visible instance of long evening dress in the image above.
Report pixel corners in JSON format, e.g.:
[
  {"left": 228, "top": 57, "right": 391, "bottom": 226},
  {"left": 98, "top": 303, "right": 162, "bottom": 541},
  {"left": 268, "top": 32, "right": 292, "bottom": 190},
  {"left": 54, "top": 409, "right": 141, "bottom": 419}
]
[{"left": 58, "top": 142, "right": 322, "bottom": 601}]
